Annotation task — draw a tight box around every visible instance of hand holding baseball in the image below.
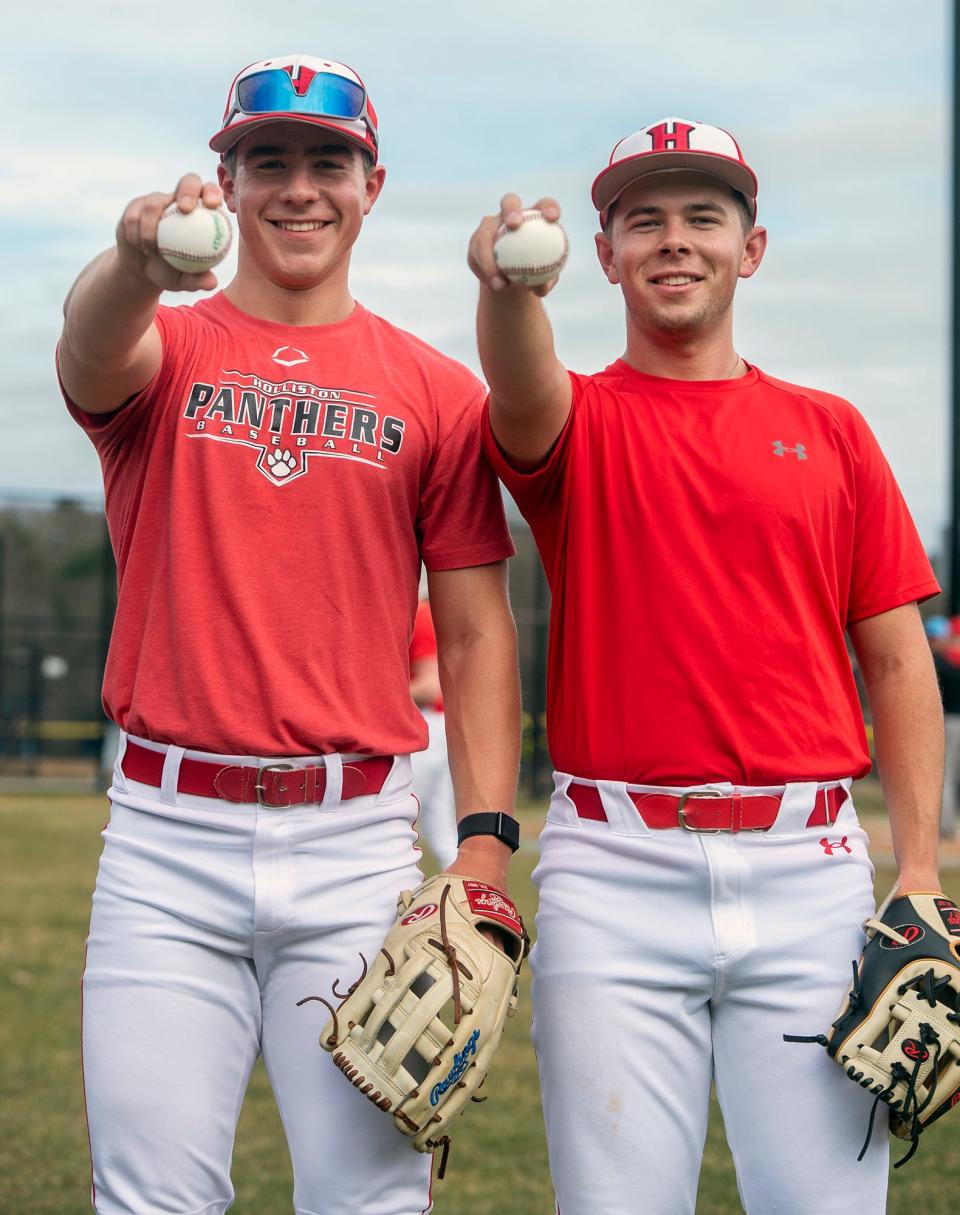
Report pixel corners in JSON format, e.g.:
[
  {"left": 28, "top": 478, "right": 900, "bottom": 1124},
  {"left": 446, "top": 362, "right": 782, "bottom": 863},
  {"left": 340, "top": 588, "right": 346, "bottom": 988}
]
[
  {"left": 115, "top": 174, "right": 230, "bottom": 293},
  {"left": 468, "top": 194, "right": 567, "bottom": 297}
]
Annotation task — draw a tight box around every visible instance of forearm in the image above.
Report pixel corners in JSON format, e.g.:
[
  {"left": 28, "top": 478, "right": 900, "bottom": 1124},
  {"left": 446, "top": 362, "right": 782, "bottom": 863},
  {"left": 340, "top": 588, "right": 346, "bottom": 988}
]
[
  {"left": 60, "top": 177, "right": 219, "bottom": 411},
  {"left": 865, "top": 653, "right": 944, "bottom": 891},
  {"left": 477, "top": 283, "right": 567, "bottom": 416},
  {"left": 61, "top": 248, "right": 161, "bottom": 371}
]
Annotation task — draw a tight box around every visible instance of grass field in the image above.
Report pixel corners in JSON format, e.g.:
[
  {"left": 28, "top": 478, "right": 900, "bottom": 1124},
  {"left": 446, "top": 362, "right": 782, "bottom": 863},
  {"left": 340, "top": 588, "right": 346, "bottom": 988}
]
[{"left": 2, "top": 788, "right": 959, "bottom": 1214}]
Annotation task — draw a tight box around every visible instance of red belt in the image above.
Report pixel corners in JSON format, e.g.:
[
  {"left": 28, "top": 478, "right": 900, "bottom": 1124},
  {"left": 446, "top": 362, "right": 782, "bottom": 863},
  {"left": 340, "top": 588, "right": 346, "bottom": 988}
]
[
  {"left": 566, "top": 782, "right": 848, "bottom": 832},
  {"left": 121, "top": 740, "right": 394, "bottom": 809}
]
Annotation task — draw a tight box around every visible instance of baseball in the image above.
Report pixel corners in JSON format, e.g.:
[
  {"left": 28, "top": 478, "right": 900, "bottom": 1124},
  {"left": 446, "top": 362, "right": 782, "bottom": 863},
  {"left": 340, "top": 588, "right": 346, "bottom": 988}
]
[
  {"left": 156, "top": 202, "right": 233, "bottom": 274},
  {"left": 493, "top": 209, "right": 569, "bottom": 286}
]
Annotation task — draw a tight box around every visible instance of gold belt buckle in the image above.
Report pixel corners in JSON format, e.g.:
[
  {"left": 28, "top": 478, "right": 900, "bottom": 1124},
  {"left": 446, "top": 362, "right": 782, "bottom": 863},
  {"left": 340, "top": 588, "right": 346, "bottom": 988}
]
[
  {"left": 677, "top": 788, "right": 725, "bottom": 832},
  {"left": 255, "top": 762, "right": 296, "bottom": 807}
]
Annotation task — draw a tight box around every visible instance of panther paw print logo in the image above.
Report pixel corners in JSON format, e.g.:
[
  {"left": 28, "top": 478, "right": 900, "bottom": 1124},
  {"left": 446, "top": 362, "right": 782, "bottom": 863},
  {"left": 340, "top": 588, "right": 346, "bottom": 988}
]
[{"left": 267, "top": 449, "right": 297, "bottom": 479}]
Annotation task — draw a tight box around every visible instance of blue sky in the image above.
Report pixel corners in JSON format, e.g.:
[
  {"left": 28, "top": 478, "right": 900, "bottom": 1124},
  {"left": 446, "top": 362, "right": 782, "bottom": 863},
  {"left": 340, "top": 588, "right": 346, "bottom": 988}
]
[{"left": 1, "top": 0, "right": 950, "bottom": 544}]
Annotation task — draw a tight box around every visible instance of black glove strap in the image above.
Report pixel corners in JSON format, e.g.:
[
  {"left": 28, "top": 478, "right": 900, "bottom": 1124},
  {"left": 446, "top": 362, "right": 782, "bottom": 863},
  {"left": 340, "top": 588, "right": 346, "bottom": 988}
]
[{"left": 456, "top": 811, "right": 520, "bottom": 853}]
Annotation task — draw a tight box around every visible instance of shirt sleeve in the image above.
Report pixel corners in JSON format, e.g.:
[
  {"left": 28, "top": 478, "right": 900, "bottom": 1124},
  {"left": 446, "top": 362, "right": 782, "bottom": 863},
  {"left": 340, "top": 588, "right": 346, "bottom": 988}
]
[
  {"left": 480, "top": 370, "right": 583, "bottom": 521},
  {"left": 57, "top": 306, "right": 194, "bottom": 558},
  {"left": 57, "top": 305, "right": 190, "bottom": 461},
  {"left": 417, "top": 377, "right": 516, "bottom": 570},
  {"left": 844, "top": 405, "right": 940, "bottom": 623}
]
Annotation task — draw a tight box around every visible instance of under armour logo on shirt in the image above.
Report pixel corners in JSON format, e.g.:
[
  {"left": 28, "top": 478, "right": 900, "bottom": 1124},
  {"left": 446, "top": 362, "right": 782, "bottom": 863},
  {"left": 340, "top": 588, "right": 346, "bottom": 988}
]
[
  {"left": 772, "top": 441, "right": 807, "bottom": 459},
  {"left": 819, "top": 836, "right": 851, "bottom": 856}
]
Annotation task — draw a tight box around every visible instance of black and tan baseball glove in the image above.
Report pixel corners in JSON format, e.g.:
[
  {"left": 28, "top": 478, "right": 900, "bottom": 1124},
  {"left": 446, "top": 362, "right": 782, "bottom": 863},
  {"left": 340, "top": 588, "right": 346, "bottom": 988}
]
[
  {"left": 785, "top": 889, "right": 960, "bottom": 1165},
  {"left": 298, "top": 874, "right": 529, "bottom": 1175}
]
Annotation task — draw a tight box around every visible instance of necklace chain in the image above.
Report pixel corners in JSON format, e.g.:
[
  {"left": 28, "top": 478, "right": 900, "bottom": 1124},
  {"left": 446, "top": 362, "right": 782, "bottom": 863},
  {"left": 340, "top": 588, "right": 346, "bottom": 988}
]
[{"left": 727, "top": 354, "right": 742, "bottom": 378}]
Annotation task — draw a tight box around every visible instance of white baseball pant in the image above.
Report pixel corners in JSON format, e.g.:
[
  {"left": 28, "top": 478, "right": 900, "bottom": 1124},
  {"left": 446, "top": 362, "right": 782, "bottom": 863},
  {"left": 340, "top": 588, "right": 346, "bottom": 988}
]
[
  {"left": 531, "top": 773, "right": 888, "bottom": 1215},
  {"left": 81, "top": 732, "right": 433, "bottom": 1215},
  {"left": 941, "top": 712, "right": 960, "bottom": 838}
]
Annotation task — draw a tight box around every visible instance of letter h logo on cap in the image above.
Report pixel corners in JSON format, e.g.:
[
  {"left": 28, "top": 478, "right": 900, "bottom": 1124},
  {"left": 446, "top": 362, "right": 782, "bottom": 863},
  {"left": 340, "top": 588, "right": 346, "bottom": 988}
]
[{"left": 647, "top": 121, "right": 695, "bottom": 151}]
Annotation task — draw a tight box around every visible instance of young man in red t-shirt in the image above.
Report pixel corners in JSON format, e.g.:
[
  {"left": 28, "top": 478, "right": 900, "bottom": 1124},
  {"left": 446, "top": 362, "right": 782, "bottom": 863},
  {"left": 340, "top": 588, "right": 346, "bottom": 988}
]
[
  {"left": 468, "top": 119, "right": 944, "bottom": 1212},
  {"left": 58, "top": 55, "right": 521, "bottom": 1215}
]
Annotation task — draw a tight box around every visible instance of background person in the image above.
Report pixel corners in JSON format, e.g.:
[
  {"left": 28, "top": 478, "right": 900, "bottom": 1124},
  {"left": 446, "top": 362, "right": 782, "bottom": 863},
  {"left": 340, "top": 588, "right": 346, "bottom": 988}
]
[{"left": 409, "top": 592, "right": 459, "bottom": 869}]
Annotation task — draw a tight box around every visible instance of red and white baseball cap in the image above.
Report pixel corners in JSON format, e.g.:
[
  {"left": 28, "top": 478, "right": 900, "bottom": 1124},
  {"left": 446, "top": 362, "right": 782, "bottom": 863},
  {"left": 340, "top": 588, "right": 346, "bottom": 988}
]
[
  {"left": 592, "top": 118, "right": 758, "bottom": 223},
  {"left": 210, "top": 55, "right": 379, "bottom": 161}
]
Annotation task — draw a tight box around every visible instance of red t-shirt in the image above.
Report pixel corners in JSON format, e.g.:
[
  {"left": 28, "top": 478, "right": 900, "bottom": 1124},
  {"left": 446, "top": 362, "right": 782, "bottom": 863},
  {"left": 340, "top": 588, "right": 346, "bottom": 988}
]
[
  {"left": 62, "top": 293, "right": 514, "bottom": 757},
  {"left": 483, "top": 360, "right": 939, "bottom": 785},
  {"left": 410, "top": 600, "right": 443, "bottom": 712}
]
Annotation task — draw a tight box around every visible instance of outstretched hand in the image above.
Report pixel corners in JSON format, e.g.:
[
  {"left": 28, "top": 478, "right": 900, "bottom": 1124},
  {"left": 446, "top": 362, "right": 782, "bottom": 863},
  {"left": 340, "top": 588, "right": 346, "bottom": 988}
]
[
  {"left": 467, "top": 193, "right": 563, "bottom": 297},
  {"left": 116, "top": 173, "right": 224, "bottom": 293}
]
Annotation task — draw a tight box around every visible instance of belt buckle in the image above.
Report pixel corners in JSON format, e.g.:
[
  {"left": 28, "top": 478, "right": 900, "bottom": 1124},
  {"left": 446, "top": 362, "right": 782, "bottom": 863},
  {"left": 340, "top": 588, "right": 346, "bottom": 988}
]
[
  {"left": 255, "top": 762, "right": 296, "bottom": 807},
  {"left": 677, "top": 788, "right": 725, "bottom": 833}
]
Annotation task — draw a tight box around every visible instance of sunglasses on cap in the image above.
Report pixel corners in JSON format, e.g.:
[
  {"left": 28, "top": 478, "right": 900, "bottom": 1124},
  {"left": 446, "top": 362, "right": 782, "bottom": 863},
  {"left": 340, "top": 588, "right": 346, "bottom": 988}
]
[{"left": 230, "top": 68, "right": 377, "bottom": 150}]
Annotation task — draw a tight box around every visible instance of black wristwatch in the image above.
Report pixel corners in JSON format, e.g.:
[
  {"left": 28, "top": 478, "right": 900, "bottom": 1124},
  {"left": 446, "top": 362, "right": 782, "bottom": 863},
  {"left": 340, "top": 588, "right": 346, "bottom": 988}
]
[{"left": 456, "top": 811, "right": 521, "bottom": 853}]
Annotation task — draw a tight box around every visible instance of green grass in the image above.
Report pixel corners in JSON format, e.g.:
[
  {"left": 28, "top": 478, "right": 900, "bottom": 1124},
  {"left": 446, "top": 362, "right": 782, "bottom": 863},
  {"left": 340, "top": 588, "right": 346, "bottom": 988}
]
[{"left": 2, "top": 790, "right": 959, "bottom": 1213}]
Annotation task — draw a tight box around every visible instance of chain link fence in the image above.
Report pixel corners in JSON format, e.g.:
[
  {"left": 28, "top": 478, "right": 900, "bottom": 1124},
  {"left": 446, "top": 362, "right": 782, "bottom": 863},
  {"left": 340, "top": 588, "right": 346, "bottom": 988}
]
[
  {"left": 0, "top": 498, "right": 115, "bottom": 779},
  {"left": 0, "top": 496, "right": 552, "bottom": 795}
]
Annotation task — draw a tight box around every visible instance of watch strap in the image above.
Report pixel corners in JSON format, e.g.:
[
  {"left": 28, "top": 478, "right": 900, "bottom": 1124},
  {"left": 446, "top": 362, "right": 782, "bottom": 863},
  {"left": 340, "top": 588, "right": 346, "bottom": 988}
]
[{"left": 456, "top": 811, "right": 520, "bottom": 853}]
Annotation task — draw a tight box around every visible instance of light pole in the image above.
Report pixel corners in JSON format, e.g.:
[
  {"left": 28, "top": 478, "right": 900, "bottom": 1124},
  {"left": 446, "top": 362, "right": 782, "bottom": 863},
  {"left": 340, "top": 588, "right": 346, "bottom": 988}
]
[{"left": 950, "top": 0, "right": 960, "bottom": 610}]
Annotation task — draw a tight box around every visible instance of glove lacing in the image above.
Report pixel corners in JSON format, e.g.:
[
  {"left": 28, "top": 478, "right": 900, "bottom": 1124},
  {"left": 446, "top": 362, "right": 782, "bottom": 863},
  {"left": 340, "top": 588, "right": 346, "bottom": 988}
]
[
  {"left": 858, "top": 1020, "right": 942, "bottom": 1167},
  {"left": 422, "top": 882, "right": 479, "bottom": 1179},
  {"left": 784, "top": 947, "right": 959, "bottom": 1168},
  {"left": 296, "top": 952, "right": 373, "bottom": 1048},
  {"left": 429, "top": 883, "right": 464, "bottom": 1025},
  {"left": 783, "top": 963, "right": 863, "bottom": 1049}
]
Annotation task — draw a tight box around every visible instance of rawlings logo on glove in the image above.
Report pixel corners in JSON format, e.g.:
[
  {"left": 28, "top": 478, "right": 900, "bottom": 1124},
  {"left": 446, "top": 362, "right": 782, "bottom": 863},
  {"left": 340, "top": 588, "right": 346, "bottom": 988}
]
[
  {"left": 297, "top": 874, "right": 529, "bottom": 1177},
  {"left": 785, "top": 889, "right": 960, "bottom": 1166},
  {"left": 431, "top": 1028, "right": 480, "bottom": 1105}
]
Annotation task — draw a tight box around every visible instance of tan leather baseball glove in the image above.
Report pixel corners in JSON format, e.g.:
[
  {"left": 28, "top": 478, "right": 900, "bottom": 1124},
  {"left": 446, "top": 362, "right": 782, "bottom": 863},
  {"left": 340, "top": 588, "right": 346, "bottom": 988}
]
[
  {"left": 786, "top": 889, "right": 960, "bottom": 1165},
  {"left": 299, "top": 874, "right": 529, "bottom": 1174}
]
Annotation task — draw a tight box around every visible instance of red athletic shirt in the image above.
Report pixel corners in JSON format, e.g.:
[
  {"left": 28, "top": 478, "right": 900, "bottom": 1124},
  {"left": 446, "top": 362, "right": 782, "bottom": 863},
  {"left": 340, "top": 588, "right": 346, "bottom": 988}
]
[
  {"left": 482, "top": 360, "right": 939, "bottom": 785},
  {"left": 61, "top": 293, "right": 514, "bottom": 757},
  {"left": 410, "top": 601, "right": 443, "bottom": 712}
]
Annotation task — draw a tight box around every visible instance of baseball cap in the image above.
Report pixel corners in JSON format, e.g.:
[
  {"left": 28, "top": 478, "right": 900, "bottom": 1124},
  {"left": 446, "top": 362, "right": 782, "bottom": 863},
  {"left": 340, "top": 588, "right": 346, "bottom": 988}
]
[
  {"left": 924, "top": 615, "right": 951, "bottom": 639},
  {"left": 210, "top": 55, "right": 379, "bottom": 161},
  {"left": 592, "top": 118, "right": 758, "bottom": 223}
]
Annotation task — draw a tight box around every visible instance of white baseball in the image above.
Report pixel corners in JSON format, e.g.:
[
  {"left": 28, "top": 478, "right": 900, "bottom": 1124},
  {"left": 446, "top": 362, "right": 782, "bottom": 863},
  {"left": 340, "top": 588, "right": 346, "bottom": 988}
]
[
  {"left": 156, "top": 202, "right": 233, "bottom": 274},
  {"left": 493, "top": 209, "right": 569, "bottom": 286}
]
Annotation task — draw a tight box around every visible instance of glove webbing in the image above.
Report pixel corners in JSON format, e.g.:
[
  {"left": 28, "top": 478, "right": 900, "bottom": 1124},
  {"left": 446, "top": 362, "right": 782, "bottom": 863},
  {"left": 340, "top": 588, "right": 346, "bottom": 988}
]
[
  {"left": 432, "top": 883, "right": 463, "bottom": 1025},
  {"left": 785, "top": 958, "right": 960, "bottom": 1167},
  {"left": 296, "top": 882, "right": 474, "bottom": 1178},
  {"left": 408, "top": 883, "right": 465, "bottom": 1179},
  {"left": 857, "top": 1021, "right": 941, "bottom": 1166},
  {"left": 879, "top": 968, "right": 960, "bottom": 1166}
]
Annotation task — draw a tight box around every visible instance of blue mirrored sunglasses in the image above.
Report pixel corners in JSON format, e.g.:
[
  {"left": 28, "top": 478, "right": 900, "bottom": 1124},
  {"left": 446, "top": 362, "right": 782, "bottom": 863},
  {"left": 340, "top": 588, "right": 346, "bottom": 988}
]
[{"left": 234, "top": 69, "right": 375, "bottom": 146}]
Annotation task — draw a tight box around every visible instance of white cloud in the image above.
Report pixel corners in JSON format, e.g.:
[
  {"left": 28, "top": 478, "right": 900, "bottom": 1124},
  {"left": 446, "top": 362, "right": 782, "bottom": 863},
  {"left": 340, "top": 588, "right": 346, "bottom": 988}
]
[{"left": 0, "top": 0, "right": 950, "bottom": 549}]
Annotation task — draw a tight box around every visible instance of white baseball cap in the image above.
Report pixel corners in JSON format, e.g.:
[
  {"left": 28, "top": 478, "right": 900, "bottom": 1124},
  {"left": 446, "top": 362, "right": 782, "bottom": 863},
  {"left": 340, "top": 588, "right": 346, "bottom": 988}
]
[
  {"left": 210, "top": 55, "right": 379, "bottom": 161},
  {"left": 592, "top": 118, "right": 758, "bottom": 223}
]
